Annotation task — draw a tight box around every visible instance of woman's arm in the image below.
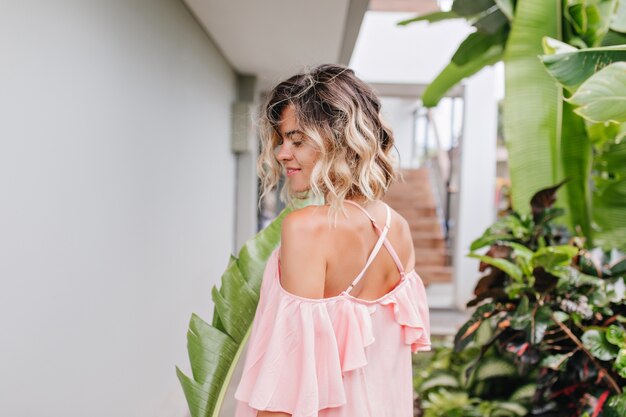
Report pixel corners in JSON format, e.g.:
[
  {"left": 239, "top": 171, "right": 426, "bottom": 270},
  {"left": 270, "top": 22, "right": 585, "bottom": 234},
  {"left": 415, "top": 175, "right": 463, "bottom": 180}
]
[
  {"left": 279, "top": 208, "right": 327, "bottom": 298},
  {"left": 254, "top": 210, "right": 324, "bottom": 417}
]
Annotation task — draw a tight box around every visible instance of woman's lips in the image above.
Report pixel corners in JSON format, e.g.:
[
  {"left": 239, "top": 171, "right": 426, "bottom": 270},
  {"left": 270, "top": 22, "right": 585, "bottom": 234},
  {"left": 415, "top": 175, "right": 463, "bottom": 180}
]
[{"left": 286, "top": 168, "right": 301, "bottom": 176}]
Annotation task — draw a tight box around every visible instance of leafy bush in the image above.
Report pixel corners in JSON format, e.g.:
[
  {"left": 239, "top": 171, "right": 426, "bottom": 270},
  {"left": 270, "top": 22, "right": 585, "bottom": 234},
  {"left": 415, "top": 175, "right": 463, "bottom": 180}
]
[{"left": 415, "top": 183, "right": 626, "bottom": 416}]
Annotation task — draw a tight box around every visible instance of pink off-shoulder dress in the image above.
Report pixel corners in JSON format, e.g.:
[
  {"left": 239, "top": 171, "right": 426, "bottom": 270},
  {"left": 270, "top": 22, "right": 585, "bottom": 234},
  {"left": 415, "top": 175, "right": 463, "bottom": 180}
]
[{"left": 234, "top": 200, "right": 431, "bottom": 417}]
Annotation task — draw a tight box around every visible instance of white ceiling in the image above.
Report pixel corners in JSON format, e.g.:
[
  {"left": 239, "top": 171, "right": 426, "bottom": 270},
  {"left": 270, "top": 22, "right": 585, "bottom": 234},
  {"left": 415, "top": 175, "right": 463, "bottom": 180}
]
[{"left": 184, "top": 0, "right": 369, "bottom": 90}]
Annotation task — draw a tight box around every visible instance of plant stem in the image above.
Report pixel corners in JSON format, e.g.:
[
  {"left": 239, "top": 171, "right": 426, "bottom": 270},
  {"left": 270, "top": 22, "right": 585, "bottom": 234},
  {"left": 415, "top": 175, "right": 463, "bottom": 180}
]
[{"left": 551, "top": 314, "right": 622, "bottom": 395}]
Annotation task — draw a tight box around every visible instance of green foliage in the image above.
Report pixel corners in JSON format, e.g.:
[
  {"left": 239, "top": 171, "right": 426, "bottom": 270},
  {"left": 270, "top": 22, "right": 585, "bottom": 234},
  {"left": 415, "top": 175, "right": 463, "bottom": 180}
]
[
  {"left": 397, "top": 0, "right": 512, "bottom": 107},
  {"left": 417, "top": 183, "right": 625, "bottom": 416},
  {"left": 604, "top": 392, "right": 626, "bottom": 417},
  {"left": 503, "top": 0, "right": 561, "bottom": 214},
  {"left": 582, "top": 329, "right": 621, "bottom": 360},
  {"left": 404, "top": 0, "right": 626, "bottom": 253},
  {"left": 606, "top": 324, "right": 626, "bottom": 377},
  {"left": 540, "top": 41, "right": 626, "bottom": 251},
  {"left": 397, "top": 10, "right": 460, "bottom": 25},
  {"left": 568, "top": 61, "right": 626, "bottom": 123},
  {"left": 610, "top": 0, "right": 626, "bottom": 33},
  {"left": 563, "top": 0, "right": 617, "bottom": 48},
  {"left": 540, "top": 44, "right": 626, "bottom": 91},
  {"left": 466, "top": 187, "right": 626, "bottom": 416},
  {"left": 422, "top": 46, "right": 503, "bottom": 107},
  {"left": 414, "top": 340, "right": 534, "bottom": 417},
  {"left": 176, "top": 202, "right": 304, "bottom": 417}
]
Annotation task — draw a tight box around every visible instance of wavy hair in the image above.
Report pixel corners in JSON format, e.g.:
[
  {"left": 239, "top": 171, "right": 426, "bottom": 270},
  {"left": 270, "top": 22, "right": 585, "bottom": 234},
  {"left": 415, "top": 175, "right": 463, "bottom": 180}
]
[{"left": 257, "top": 64, "right": 402, "bottom": 226}]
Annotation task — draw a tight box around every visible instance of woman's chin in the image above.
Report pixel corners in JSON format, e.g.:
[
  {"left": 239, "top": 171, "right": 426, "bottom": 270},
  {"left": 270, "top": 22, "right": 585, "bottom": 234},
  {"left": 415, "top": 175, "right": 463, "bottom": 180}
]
[{"left": 289, "top": 183, "right": 311, "bottom": 194}]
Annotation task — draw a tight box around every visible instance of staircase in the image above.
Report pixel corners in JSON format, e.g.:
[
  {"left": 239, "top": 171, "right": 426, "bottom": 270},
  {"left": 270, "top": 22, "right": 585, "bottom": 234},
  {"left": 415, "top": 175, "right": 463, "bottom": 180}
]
[{"left": 383, "top": 168, "right": 452, "bottom": 287}]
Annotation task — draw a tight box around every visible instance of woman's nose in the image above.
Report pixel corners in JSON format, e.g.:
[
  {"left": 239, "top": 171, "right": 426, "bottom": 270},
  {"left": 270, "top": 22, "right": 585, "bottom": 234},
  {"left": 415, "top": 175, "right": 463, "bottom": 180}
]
[{"left": 275, "top": 143, "right": 292, "bottom": 161}]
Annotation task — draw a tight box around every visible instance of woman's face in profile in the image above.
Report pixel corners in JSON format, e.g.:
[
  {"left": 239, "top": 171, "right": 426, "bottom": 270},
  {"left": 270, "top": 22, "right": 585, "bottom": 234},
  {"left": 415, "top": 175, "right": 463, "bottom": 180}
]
[{"left": 274, "top": 105, "right": 320, "bottom": 193}]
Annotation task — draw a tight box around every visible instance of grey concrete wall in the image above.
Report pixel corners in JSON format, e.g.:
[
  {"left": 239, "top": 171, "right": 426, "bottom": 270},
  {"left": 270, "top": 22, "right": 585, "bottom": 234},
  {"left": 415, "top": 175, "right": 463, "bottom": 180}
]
[{"left": 0, "top": 1, "right": 237, "bottom": 416}]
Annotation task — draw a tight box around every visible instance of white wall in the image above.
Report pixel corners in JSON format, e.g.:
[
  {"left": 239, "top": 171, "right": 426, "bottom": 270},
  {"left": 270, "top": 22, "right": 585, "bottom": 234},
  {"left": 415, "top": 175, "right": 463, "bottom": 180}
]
[
  {"left": 453, "top": 67, "right": 498, "bottom": 310},
  {"left": 0, "top": 1, "right": 236, "bottom": 416}
]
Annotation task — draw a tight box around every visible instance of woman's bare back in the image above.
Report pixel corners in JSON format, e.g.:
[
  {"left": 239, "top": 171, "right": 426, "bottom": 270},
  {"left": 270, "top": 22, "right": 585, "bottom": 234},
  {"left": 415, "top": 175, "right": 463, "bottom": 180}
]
[{"left": 309, "top": 200, "right": 416, "bottom": 300}]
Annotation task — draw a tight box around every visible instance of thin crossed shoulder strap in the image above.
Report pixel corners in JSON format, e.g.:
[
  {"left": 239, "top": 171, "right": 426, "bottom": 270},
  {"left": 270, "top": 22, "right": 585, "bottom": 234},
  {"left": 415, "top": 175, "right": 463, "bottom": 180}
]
[{"left": 343, "top": 200, "right": 406, "bottom": 295}]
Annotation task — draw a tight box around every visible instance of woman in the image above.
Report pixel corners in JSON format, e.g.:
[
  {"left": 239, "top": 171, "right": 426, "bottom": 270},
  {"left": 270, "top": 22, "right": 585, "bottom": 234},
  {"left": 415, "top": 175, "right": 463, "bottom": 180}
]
[{"left": 234, "top": 64, "right": 431, "bottom": 417}]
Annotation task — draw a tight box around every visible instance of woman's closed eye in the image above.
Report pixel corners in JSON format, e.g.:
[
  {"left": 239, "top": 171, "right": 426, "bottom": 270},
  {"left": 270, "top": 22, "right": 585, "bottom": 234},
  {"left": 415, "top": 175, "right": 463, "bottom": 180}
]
[{"left": 274, "top": 139, "right": 303, "bottom": 150}]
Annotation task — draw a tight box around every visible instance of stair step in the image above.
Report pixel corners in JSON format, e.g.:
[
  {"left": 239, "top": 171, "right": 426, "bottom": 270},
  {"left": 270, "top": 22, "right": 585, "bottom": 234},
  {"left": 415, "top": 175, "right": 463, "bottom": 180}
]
[
  {"left": 393, "top": 204, "right": 436, "bottom": 212},
  {"left": 399, "top": 169, "right": 429, "bottom": 180},
  {"left": 395, "top": 206, "right": 438, "bottom": 217},
  {"left": 386, "top": 168, "right": 452, "bottom": 285},
  {"left": 387, "top": 199, "right": 434, "bottom": 208},
  {"left": 412, "top": 232, "right": 446, "bottom": 249},
  {"left": 387, "top": 186, "right": 433, "bottom": 193},
  {"left": 385, "top": 193, "right": 434, "bottom": 203},
  {"left": 401, "top": 212, "right": 442, "bottom": 226},
  {"left": 415, "top": 265, "right": 453, "bottom": 286},
  {"left": 388, "top": 183, "right": 433, "bottom": 192},
  {"left": 414, "top": 248, "right": 448, "bottom": 266},
  {"left": 408, "top": 221, "right": 442, "bottom": 234}
]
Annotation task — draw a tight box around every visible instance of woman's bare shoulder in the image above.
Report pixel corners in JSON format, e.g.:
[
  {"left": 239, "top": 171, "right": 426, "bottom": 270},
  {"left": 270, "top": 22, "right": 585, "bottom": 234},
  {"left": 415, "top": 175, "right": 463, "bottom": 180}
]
[{"left": 279, "top": 206, "right": 329, "bottom": 299}]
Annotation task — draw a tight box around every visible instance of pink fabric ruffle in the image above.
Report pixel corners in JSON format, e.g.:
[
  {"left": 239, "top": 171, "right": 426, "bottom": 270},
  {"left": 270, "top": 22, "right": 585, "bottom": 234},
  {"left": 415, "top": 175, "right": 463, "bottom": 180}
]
[
  {"left": 234, "top": 248, "right": 431, "bottom": 417},
  {"left": 379, "top": 270, "right": 432, "bottom": 353}
]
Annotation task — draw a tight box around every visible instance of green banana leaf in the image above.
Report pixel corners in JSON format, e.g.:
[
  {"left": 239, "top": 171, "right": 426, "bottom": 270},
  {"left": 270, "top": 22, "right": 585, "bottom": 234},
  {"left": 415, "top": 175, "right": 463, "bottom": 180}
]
[
  {"left": 503, "top": 0, "right": 561, "bottom": 213},
  {"left": 397, "top": 11, "right": 460, "bottom": 26},
  {"left": 540, "top": 44, "right": 626, "bottom": 91},
  {"left": 422, "top": 44, "right": 504, "bottom": 107},
  {"left": 568, "top": 61, "right": 626, "bottom": 123},
  {"left": 611, "top": 0, "right": 626, "bottom": 33},
  {"left": 451, "top": 28, "right": 507, "bottom": 66},
  {"left": 495, "top": 0, "right": 515, "bottom": 21},
  {"left": 176, "top": 201, "right": 303, "bottom": 417},
  {"left": 468, "top": 6, "right": 509, "bottom": 35},
  {"left": 559, "top": 101, "right": 593, "bottom": 241},
  {"left": 452, "top": 0, "right": 498, "bottom": 16},
  {"left": 602, "top": 28, "right": 626, "bottom": 44},
  {"left": 592, "top": 137, "right": 626, "bottom": 251},
  {"left": 406, "top": 0, "right": 513, "bottom": 107},
  {"left": 450, "top": 0, "right": 510, "bottom": 34},
  {"left": 540, "top": 44, "right": 626, "bottom": 247},
  {"left": 564, "top": 0, "right": 617, "bottom": 48}
]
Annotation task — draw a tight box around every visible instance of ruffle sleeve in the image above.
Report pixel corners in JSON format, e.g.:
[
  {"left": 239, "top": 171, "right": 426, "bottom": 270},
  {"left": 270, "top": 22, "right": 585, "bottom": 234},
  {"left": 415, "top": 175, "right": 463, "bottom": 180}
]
[
  {"left": 380, "top": 271, "right": 432, "bottom": 353},
  {"left": 234, "top": 250, "right": 347, "bottom": 417},
  {"left": 234, "top": 249, "right": 432, "bottom": 417}
]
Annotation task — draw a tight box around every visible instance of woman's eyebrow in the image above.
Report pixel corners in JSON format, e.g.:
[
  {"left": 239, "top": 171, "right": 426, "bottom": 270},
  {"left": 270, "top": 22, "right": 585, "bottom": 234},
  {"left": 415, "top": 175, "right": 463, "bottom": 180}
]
[{"left": 283, "top": 129, "right": 304, "bottom": 138}]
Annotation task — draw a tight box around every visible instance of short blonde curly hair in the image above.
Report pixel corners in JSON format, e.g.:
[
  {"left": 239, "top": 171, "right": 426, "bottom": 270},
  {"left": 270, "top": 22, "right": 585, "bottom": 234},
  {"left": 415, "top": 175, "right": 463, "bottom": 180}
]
[{"left": 257, "top": 64, "right": 401, "bottom": 226}]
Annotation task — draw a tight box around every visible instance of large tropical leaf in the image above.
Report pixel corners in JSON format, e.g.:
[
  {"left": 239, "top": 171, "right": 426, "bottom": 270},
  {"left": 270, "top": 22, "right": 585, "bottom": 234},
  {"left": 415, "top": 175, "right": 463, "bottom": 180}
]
[
  {"left": 559, "top": 101, "right": 593, "bottom": 240},
  {"left": 409, "top": 0, "right": 516, "bottom": 107},
  {"left": 422, "top": 44, "right": 503, "bottom": 107},
  {"left": 176, "top": 202, "right": 302, "bottom": 417},
  {"left": 469, "top": 6, "right": 509, "bottom": 35},
  {"left": 494, "top": 0, "right": 515, "bottom": 21},
  {"left": 526, "top": 46, "right": 588, "bottom": 236},
  {"left": 397, "top": 11, "right": 460, "bottom": 26},
  {"left": 602, "top": 28, "right": 626, "bottom": 44},
  {"left": 452, "top": 0, "right": 498, "bottom": 16},
  {"left": 449, "top": 0, "right": 511, "bottom": 34},
  {"left": 503, "top": 0, "right": 561, "bottom": 213},
  {"left": 564, "top": 0, "right": 617, "bottom": 48},
  {"left": 611, "top": 0, "right": 626, "bottom": 33},
  {"left": 540, "top": 45, "right": 626, "bottom": 250},
  {"left": 452, "top": 28, "right": 508, "bottom": 66},
  {"left": 593, "top": 140, "right": 626, "bottom": 251},
  {"left": 568, "top": 61, "right": 626, "bottom": 123},
  {"left": 540, "top": 44, "right": 626, "bottom": 91}
]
